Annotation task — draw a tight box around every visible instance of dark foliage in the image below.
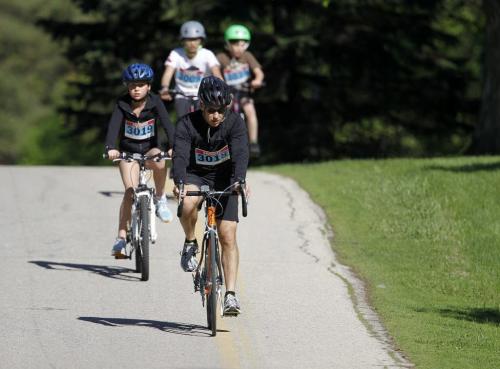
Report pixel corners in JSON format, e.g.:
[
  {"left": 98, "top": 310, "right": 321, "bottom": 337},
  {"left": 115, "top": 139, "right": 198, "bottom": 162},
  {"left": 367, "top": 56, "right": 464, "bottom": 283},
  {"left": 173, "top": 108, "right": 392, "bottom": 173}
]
[{"left": 39, "top": 0, "right": 484, "bottom": 163}]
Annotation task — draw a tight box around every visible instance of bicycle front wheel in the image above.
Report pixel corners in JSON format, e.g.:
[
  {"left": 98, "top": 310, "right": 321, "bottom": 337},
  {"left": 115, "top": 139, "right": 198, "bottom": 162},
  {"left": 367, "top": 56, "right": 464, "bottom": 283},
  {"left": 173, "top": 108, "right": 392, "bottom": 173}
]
[
  {"left": 138, "top": 196, "right": 150, "bottom": 281},
  {"left": 206, "top": 231, "right": 219, "bottom": 336},
  {"left": 134, "top": 234, "right": 142, "bottom": 273}
]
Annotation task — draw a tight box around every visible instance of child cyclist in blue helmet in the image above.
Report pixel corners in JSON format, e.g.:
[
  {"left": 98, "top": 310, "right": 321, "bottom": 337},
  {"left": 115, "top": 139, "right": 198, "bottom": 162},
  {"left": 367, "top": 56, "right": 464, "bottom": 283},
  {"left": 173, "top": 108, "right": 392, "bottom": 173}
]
[{"left": 105, "top": 63, "right": 175, "bottom": 258}]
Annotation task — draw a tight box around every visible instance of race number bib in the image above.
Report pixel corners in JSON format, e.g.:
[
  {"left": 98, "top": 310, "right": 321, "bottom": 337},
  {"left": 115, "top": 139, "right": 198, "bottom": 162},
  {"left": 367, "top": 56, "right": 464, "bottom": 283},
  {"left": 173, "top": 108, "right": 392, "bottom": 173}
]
[
  {"left": 124, "top": 119, "right": 155, "bottom": 140},
  {"left": 176, "top": 67, "right": 204, "bottom": 90},
  {"left": 223, "top": 64, "right": 251, "bottom": 86},
  {"left": 195, "top": 145, "right": 231, "bottom": 166}
]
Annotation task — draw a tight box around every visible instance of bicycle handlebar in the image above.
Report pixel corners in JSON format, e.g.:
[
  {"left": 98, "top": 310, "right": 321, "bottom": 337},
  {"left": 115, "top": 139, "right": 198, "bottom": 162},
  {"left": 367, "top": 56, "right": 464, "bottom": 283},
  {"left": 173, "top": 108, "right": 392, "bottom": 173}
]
[
  {"left": 230, "top": 81, "right": 266, "bottom": 93},
  {"left": 176, "top": 180, "right": 248, "bottom": 218},
  {"left": 103, "top": 151, "right": 171, "bottom": 162},
  {"left": 159, "top": 89, "right": 198, "bottom": 99}
]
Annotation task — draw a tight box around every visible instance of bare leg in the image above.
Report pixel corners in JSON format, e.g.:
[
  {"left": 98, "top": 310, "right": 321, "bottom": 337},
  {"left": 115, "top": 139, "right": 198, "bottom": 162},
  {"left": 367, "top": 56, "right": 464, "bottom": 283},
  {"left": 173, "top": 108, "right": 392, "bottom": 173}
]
[
  {"left": 242, "top": 100, "right": 258, "bottom": 143},
  {"left": 117, "top": 160, "right": 140, "bottom": 239},
  {"left": 218, "top": 220, "right": 239, "bottom": 292},
  {"left": 179, "top": 184, "right": 202, "bottom": 240},
  {"left": 145, "top": 148, "right": 166, "bottom": 197}
]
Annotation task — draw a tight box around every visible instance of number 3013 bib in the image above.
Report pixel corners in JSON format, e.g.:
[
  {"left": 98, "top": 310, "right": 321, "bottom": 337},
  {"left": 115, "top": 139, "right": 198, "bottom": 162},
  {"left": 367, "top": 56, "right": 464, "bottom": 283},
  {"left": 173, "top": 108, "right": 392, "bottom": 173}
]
[
  {"left": 124, "top": 119, "right": 155, "bottom": 140},
  {"left": 195, "top": 145, "right": 230, "bottom": 166}
]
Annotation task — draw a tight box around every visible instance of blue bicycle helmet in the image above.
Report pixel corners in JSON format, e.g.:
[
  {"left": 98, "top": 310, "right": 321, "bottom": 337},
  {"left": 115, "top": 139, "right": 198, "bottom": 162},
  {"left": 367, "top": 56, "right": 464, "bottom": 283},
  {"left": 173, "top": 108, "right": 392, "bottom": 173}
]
[
  {"left": 122, "top": 63, "right": 154, "bottom": 83},
  {"left": 198, "top": 76, "right": 232, "bottom": 106}
]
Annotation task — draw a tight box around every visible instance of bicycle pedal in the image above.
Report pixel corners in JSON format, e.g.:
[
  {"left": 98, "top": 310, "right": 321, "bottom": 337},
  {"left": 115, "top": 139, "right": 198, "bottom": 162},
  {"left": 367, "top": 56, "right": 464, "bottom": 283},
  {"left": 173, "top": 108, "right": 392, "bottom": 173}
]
[
  {"left": 193, "top": 271, "right": 202, "bottom": 292},
  {"left": 223, "top": 311, "right": 240, "bottom": 317}
]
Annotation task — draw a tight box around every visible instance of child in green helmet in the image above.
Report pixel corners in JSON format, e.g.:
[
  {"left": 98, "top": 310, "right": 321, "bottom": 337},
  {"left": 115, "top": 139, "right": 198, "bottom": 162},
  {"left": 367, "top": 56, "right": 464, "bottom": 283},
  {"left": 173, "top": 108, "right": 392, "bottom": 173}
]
[{"left": 216, "top": 24, "right": 265, "bottom": 158}]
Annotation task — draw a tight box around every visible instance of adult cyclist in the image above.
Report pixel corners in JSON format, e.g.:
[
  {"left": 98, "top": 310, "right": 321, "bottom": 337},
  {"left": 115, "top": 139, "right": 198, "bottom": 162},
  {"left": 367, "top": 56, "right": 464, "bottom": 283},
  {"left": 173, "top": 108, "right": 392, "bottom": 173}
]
[{"left": 172, "top": 76, "right": 249, "bottom": 315}]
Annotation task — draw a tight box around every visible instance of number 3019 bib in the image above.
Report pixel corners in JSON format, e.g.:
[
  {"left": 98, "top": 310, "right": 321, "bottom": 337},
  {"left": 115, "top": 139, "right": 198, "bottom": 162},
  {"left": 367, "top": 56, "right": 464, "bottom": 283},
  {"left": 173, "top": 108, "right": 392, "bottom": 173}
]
[
  {"left": 195, "top": 145, "right": 230, "bottom": 166},
  {"left": 124, "top": 119, "right": 155, "bottom": 140}
]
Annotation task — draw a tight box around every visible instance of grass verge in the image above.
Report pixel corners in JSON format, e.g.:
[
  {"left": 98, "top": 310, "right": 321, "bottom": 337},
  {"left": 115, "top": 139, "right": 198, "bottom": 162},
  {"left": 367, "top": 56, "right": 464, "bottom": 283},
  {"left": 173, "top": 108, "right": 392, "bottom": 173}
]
[{"left": 267, "top": 156, "right": 500, "bottom": 369}]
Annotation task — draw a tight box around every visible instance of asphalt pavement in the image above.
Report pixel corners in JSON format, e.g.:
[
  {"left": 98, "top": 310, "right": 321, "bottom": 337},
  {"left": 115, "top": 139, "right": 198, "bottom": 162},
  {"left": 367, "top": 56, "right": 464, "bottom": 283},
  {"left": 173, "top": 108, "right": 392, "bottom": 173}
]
[{"left": 0, "top": 166, "right": 412, "bottom": 369}]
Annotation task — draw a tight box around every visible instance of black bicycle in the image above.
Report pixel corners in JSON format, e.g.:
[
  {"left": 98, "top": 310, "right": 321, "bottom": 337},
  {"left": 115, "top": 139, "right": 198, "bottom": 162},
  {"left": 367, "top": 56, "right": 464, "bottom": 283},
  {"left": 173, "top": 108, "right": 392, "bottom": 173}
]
[
  {"left": 177, "top": 180, "right": 247, "bottom": 336},
  {"left": 229, "top": 82, "right": 265, "bottom": 120},
  {"left": 104, "top": 151, "right": 170, "bottom": 281},
  {"left": 229, "top": 83, "right": 251, "bottom": 122},
  {"left": 161, "top": 88, "right": 199, "bottom": 116}
]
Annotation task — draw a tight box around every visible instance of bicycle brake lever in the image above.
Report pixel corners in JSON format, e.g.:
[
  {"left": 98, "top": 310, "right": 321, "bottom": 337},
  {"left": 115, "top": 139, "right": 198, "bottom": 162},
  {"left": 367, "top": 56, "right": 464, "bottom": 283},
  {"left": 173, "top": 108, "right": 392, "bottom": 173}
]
[{"left": 177, "top": 182, "right": 185, "bottom": 218}]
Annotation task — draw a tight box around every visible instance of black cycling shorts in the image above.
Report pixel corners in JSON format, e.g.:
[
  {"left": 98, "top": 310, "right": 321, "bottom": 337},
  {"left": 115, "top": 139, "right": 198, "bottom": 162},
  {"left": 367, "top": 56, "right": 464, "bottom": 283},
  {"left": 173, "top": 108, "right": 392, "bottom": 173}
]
[{"left": 185, "top": 172, "right": 239, "bottom": 222}]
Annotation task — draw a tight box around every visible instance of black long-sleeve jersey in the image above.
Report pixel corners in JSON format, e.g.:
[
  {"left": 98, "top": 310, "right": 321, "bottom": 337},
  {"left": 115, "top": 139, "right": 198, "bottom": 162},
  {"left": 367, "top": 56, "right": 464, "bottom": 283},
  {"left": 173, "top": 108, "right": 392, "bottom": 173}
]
[
  {"left": 172, "top": 110, "right": 249, "bottom": 184},
  {"left": 104, "top": 93, "right": 174, "bottom": 154}
]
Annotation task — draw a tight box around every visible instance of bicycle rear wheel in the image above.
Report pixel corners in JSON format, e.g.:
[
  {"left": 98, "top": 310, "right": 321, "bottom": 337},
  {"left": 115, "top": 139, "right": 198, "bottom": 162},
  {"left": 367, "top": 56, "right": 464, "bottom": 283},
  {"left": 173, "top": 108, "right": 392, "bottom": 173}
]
[
  {"left": 138, "top": 196, "right": 150, "bottom": 281},
  {"left": 206, "top": 231, "right": 219, "bottom": 336}
]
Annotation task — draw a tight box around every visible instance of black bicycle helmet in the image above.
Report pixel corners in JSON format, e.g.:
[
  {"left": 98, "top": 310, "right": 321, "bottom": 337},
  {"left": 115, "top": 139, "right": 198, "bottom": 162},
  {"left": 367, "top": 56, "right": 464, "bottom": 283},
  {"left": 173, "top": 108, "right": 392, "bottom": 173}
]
[
  {"left": 198, "top": 76, "right": 232, "bottom": 106},
  {"left": 122, "top": 63, "right": 154, "bottom": 83}
]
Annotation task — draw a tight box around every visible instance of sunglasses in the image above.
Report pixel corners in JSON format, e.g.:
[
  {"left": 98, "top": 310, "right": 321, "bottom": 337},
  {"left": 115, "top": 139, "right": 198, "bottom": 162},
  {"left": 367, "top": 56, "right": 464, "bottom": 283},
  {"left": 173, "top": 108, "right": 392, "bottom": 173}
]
[{"left": 205, "top": 106, "right": 227, "bottom": 114}]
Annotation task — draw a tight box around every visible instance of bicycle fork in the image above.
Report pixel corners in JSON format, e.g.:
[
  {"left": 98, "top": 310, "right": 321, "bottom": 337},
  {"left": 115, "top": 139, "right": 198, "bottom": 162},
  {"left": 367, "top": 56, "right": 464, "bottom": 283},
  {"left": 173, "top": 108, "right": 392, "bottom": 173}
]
[
  {"left": 132, "top": 192, "right": 157, "bottom": 244},
  {"left": 196, "top": 205, "right": 223, "bottom": 305}
]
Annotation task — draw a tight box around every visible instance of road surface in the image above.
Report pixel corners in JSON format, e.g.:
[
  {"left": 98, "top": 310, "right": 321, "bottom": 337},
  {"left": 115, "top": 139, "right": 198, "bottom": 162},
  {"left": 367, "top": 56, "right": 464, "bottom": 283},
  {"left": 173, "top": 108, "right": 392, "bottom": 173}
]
[{"left": 0, "top": 166, "right": 412, "bottom": 369}]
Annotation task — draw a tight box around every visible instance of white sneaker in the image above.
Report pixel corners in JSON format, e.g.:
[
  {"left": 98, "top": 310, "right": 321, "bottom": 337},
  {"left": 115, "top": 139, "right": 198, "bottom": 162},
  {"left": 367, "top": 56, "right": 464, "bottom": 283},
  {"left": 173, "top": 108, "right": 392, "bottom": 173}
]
[
  {"left": 111, "top": 238, "right": 127, "bottom": 259},
  {"left": 180, "top": 240, "right": 198, "bottom": 272},
  {"left": 156, "top": 196, "right": 173, "bottom": 223},
  {"left": 223, "top": 293, "right": 241, "bottom": 316}
]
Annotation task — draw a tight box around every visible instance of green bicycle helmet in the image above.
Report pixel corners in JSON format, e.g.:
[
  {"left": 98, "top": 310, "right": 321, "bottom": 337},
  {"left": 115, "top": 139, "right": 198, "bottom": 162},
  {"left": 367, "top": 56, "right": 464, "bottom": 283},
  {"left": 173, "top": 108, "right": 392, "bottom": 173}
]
[{"left": 224, "top": 24, "right": 251, "bottom": 42}]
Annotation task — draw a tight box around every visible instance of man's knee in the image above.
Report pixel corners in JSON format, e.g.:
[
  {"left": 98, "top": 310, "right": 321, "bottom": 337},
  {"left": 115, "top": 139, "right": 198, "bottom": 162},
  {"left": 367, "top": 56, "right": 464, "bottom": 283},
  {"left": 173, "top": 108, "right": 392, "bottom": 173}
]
[
  {"left": 218, "top": 222, "right": 237, "bottom": 246},
  {"left": 181, "top": 196, "right": 201, "bottom": 218}
]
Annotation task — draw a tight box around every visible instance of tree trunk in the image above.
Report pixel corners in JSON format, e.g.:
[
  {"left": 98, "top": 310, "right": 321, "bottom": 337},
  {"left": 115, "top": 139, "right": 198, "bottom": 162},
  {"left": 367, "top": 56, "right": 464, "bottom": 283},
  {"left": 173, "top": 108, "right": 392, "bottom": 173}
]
[{"left": 476, "top": 0, "right": 500, "bottom": 153}]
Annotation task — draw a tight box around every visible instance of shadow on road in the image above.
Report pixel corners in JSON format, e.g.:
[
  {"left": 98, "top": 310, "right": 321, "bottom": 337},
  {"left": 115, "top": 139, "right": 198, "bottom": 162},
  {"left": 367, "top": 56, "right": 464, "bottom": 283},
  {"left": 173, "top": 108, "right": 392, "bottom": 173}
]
[
  {"left": 78, "top": 316, "right": 216, "bottom": 337},
  {"left": 29, "top": 260, "right": 140, "bottom": 281},
  {"left": 99, "top": 190, "right": 124, "bottom": 197}
]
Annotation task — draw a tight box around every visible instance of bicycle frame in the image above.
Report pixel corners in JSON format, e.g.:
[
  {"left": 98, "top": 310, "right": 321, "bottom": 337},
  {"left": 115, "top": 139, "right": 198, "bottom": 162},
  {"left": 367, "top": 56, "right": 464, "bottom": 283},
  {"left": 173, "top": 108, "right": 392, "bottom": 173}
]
[
  {"left": 106, "top": 151, "right": 170, "bottom": 281},
  {"left": 131, "top": 161, "right": 157, "bottom": 244},
  {"left": 229, "top": 84, "right": 251, "bottom": 121},
  {"left": 177, "top": 181, "right": 247, "bottom": 336},
  {"left": 197, "top": 192, "right": 224, "bottom": 304},
  {"left": 164, "top": 89, "right": 199, "bottom": 113}
]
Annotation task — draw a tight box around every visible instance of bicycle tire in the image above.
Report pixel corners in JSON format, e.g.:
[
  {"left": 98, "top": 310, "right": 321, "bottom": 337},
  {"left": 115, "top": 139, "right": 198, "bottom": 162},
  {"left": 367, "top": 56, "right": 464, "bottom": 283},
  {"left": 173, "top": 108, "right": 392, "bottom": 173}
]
[
  {"left": 206, "top": 231, "right": 218, "bottom": 336},
  {"left": 138, "top": 196, "right": 150, "bottom": 281},
  {"left": 132, "top": 212, "right": 142, "bottom": 273},
  {"left": 135, "top": 240, "right": 142, "bottom": 273}
]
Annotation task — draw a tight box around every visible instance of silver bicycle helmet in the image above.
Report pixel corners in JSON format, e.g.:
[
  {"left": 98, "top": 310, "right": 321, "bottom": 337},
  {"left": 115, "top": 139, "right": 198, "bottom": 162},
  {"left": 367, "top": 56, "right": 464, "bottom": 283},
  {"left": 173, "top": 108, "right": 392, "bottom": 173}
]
[{"left": 180, "top": 21, "right": 206, "bottom": 39}]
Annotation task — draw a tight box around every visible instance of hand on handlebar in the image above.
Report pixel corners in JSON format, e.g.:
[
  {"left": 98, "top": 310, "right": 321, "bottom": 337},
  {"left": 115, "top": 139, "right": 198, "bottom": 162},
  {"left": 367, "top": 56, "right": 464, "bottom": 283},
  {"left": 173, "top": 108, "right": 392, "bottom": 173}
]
[
  {"left": 160, "top": 87, "right": 173, "bottom": 101},
  {"left": 107, "top": 149, "right": 121, "bottom": 160},
  {"left": 236, "top": 181, "right": 251, "bottom": 200},
  {"left": 250, "top": 79, "right": 263, "bottom": 89},
  {"left": 173, "top": 184, "right": 187, "bottom": 199}
]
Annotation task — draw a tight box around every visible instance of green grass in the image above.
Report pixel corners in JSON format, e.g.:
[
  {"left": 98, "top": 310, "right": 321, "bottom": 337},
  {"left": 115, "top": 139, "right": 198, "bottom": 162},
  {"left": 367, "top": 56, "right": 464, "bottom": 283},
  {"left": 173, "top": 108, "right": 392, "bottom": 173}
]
[{"left": 267, "top": 156, "right": 500, "bottom": 369}]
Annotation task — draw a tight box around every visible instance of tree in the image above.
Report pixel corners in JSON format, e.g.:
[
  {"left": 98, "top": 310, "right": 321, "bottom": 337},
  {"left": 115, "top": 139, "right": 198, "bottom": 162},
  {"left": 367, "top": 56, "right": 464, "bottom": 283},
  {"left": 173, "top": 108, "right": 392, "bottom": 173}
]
[
  {"left": 40, "top": 0, "right": 484, "bottom": 163},
  {"left": 475, "top": 0, "right": 500, "bottom": 153}
]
